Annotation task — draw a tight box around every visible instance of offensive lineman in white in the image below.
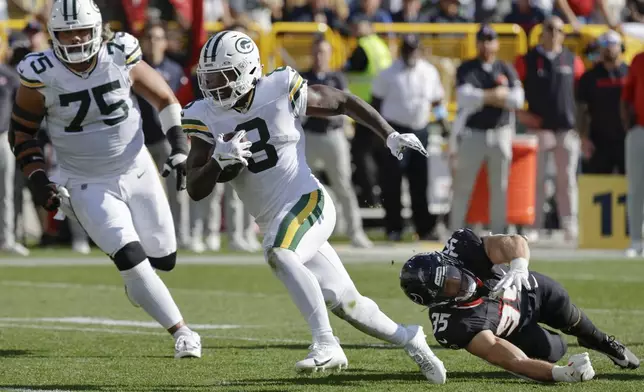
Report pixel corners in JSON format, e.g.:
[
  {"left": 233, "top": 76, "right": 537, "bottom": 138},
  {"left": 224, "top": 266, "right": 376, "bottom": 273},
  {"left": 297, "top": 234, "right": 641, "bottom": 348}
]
[
  {"left": 10, "top": 0, "right": 201, "bottom": 358},
  {"left": 183, "top": 31, "right": 446, "bottom": 383}
]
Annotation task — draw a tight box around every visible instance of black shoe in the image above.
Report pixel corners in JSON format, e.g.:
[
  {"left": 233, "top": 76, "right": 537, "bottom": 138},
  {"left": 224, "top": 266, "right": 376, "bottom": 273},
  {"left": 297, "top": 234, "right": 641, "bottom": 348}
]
[{"left": 578, "top": 336, "right": 640, "bottom": 369}]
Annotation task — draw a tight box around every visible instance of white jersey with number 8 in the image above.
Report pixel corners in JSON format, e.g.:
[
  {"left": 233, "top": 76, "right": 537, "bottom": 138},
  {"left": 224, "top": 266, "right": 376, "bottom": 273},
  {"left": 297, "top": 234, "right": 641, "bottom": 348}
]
[{"left": 182, "top": 66, "right": 320, "bottom": 230}]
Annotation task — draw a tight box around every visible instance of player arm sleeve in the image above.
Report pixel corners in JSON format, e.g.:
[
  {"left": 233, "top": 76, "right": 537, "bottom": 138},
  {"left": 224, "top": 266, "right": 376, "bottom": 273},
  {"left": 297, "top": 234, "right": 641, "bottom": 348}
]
[
  {"left": 181, "top": 105, "right": 215, "bottom": 145},
  {"left": 12, "top": 62, "right": 47, "bottom": 179},
  {"left": 444, "top": 229, "right": 497, "bottom": 277},
  {"left": 287, "top": 67, "right": 308, "bottom": 118}
]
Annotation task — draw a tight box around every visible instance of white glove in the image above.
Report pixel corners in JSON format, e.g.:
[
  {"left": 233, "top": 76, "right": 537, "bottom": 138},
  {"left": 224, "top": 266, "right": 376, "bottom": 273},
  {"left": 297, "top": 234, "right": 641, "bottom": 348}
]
[
  {"left": 212, "top": 130, "right": 253, "bottom": 169},
  {"left": 491, "top": 258, "right": 531, "bottom": 298},
  {"left": 552, "top": 353, "right": 595, "bottom": 382},
  {"left": 53, "top": 185, "right": 73, "bottom": 222},
  {"left": 386, "top": 132, "right": 429, "bottom": 160}
]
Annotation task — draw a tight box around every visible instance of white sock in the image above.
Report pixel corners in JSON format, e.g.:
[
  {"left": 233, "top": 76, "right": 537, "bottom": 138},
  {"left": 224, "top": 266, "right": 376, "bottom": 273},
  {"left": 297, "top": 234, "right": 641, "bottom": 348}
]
[
  {"left": 172, "top": 325, "right": 193, "bottom": 340},
  {"left": 120, "top": 260, "right": 184, "bottom": 330},
  {"left": 333, "top": 294, "right": 409, "bottom": 346},
  {"left": 269, "top": 248, "right": 336, "bottom": 345}
]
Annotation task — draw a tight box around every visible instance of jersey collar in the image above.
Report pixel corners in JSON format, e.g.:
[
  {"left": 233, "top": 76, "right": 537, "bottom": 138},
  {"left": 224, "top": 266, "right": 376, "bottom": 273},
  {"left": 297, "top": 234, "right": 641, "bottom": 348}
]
[
  {"left": 233, "top": 88, "right": 256, "bottom": 114},
  {"left": 56, "top": 50, "right": 99, "bottom": 79}
]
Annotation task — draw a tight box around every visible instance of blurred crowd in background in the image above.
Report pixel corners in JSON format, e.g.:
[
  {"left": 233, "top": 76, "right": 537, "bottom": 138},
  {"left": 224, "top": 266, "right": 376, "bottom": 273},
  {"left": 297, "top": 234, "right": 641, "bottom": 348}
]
[{"left": 0, "top": 0, "right": 641, "bottom": 256}]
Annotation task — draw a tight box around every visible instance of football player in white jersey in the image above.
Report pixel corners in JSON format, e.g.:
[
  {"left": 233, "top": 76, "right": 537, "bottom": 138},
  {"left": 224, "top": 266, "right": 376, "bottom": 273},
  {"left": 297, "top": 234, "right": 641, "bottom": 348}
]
[
  {"left": 183, "top": 31, "right": 446, "bottom": 383},
  {"left": 9, "top": 0, "right": 201, "bottom": 358}
]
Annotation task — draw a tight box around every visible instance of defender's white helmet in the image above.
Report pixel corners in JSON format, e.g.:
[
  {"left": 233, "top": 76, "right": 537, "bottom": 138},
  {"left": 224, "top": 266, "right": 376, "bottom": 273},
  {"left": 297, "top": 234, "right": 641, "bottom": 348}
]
[
  {"left": 197, "top": 31, "right": 262, "bottom": 109},
  {"left": 48, "top": 0, "right": 103, "bottom": 64}
]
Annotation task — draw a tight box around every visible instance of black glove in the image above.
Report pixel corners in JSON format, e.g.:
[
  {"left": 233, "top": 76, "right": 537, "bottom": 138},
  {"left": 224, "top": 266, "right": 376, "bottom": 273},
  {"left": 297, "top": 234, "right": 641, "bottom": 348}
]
[
  {"left": 161, "top": 151, "right": 188, "bottom": 191},
  {"left": 28, "top": 170, "right": 61, "bottom": 212}
]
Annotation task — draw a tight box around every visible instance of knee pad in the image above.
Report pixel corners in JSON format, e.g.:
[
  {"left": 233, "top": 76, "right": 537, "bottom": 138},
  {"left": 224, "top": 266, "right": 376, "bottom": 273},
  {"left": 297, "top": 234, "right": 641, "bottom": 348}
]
[
  {"left": 111, "top": 242, "right": 147, "bottom": 271},
  {"left": 543, "top": 330, "right": 568, "bottom": 363},
  {"left": 149, "top": 252, "right": 177, "bottom": 272}
]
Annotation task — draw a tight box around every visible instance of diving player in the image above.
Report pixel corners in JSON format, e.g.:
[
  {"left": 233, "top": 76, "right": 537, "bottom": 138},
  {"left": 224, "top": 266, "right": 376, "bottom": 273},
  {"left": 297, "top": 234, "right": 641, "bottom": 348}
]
[
  {"left": 400, "top": 228, "right": 640, "bottom": 383},
  {"left": 182, "top": 31, "right": 446, "bottom": 383},
  {"left": 10, "top": 0, "right": 201, "bottom": 358}
]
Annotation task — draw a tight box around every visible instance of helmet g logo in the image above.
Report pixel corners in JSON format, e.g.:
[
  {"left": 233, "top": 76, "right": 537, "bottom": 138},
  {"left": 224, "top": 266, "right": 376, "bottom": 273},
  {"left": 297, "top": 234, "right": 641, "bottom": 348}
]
[{"left": 235, "top": 38, "right": 253, "bottom": 54}]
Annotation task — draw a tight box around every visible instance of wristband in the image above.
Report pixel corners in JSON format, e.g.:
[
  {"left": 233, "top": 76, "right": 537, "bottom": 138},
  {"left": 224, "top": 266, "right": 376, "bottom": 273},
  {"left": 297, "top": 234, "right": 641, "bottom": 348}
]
[
  {"left": 510, "top": 257, "right": 529, "bottom": 270},
  {"left": 158, "top": 103, "right": 182, "bottom": 133}
]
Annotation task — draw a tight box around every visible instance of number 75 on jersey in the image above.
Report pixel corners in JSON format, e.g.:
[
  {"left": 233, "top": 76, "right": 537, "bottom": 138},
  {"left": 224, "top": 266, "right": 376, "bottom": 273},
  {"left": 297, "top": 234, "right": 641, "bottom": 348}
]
[{"left": 578, "top": 175, "right": 629, "bottom": 249}]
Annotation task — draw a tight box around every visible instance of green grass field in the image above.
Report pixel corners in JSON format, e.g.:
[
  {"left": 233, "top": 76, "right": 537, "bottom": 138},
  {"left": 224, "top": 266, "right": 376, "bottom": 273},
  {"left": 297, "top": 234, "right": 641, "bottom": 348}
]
[{"left": 0, "top": 256, "right": 643, "bottom": 391}]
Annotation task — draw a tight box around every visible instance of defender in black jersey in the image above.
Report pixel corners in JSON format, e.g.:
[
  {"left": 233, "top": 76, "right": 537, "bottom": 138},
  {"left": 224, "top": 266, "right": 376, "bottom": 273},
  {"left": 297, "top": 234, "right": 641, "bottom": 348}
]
[{"left": 400, "top": 229, "right": 639, "bottom": 383}]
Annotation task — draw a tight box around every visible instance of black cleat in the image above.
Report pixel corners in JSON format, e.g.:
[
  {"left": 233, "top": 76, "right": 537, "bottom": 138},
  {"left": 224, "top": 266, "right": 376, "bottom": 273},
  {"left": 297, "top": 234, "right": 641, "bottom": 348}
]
[{"left": 578, "top": 336, "right": 640, "bottom": 369}]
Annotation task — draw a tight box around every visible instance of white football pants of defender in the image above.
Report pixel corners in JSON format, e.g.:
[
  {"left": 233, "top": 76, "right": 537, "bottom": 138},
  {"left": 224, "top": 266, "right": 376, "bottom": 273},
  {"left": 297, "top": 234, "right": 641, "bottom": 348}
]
[
  {"left": 264, "top": 186, "right": 409, "bottom": 346},
  {"left": 51, "top": 147, "right": 184, "bottom": 330}
]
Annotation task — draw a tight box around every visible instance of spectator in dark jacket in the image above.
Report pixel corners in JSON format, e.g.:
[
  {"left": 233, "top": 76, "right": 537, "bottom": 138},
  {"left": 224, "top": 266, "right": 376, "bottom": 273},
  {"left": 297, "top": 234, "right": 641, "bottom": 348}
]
[
  {"left": 503, "top": 0, "right": 547, "bottom": 33},
  {"left": 392, "top": 0, "right": 431, "bottom": 22},
  {"left": 429, "top": 0, "right": 471, "bottom": 22},
  {"left": 348, "top": 0, "right": 393, "bottom": 23},
  {"left": 285, "top": 0, "right": 348, "bottom": 33}
]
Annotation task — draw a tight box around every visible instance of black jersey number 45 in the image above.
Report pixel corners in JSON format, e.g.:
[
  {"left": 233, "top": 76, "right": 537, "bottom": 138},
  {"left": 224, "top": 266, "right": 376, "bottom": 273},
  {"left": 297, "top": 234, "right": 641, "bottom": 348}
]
[
  {"left": 60, "top": 80, "right": 129, "bottom": 133},
  {"left": 234, "top": 117, "right": 278, "bottom": 174}
]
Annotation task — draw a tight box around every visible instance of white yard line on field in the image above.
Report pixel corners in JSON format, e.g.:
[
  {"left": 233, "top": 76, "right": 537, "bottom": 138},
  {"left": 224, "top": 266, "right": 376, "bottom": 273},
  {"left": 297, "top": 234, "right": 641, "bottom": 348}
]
[
  {"left": 0, "top": 280, "right": 272, "bottom": 298},
  {"left": 0, "top": 322, "right": 309, "bottom": 344},
  {"left": 0, "top": 317, "right": 258, "bottom": 330},
  {"left": 0, "top": 389, "right": 75, "bottom": 392}
]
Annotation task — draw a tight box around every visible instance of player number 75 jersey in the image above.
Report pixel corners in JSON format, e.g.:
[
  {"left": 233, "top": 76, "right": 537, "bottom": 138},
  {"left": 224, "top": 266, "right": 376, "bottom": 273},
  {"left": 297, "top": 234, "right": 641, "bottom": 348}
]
[
  {"left": 17, "top": 31, "right": 144, "bottom": 179},
  {"left": 182, "top": 66, "right": 320, "bottom": 230}
]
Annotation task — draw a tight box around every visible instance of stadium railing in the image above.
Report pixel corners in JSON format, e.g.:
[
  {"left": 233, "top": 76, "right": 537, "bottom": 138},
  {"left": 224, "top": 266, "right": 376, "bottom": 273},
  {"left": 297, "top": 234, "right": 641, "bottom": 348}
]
[{"left": 1, "top": 20, "right": 637, "bottom": 120}]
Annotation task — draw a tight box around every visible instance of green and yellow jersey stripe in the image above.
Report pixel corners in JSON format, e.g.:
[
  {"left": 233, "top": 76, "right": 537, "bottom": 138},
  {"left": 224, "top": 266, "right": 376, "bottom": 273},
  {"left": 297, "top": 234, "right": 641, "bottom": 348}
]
[
  {"left": 182, "top": 118, "right": 210, "bottom": 136},
  {"left": 288, "top": 73, "right": 305, "bottom": 111},
  {"left": 273, "top": 189, "right": 324, "bottom": 251},
  {"left": 19, "top": 74, "right": 44, "bottom": 89},
  {"left": 126, "top": 45, "right": 142, "bottom": 65}
]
